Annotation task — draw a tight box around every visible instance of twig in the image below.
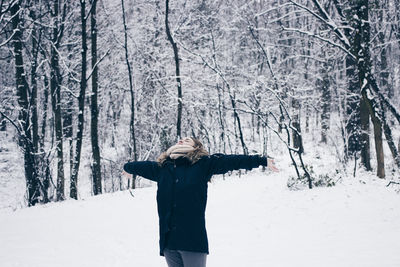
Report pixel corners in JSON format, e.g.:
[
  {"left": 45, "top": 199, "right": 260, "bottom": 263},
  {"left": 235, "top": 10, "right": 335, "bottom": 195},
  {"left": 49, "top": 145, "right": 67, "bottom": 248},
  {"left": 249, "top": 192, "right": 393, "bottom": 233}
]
[
  {"left": 386, "top": 181, "right": 400, "bottom": 187},
  {"left": 0, "top": 111, "right": 31, "bottom": 146},
  {"left": 86, "top": 48, "right": 110, "bottom": 82},
  {"left": 128, "top": 188, "right": 135, "bottom": 198},
  {"left": 283, "top": 27, "right": 354, "bottom": 59}
]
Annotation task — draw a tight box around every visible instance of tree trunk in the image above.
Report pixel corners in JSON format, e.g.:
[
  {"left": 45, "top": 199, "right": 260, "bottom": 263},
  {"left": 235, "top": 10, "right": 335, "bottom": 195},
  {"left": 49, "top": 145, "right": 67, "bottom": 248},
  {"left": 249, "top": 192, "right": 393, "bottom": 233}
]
[
  {"left": 381, "top": 102, "right": 400, "bottom": 168},
  {"left": 358, "top": 3, "right": 371, "bottom": 172},
  {"left": 320, "top": 59, "right": 331, "bottom": 144},
  {"left": 292, "top": 98, "right": 303, "bottom": 154},
  {"left": 262, "top": 120, "right": 268, "bottom": 165},
  {"left": 90, "top": 0, "right": 102, "bottom": 195},
  {"left": 0, "top": 115, "right": 6, "bottom": 131},
  {"left": 375, "top": 0, "right": 399, "bottom": 168},
  {"left": 121, "top": 0, "right": 137, "bottom": 189},
  {"left": 359, "top": 96, "right": 371, "bottom": 170},
  {"left": 70, "top": 0, "right": 88, "bottom": 200},
  {"left": 398, "top": 138, "right": 400, "bottom": 157},
  {"left": 216, "top": 84, "right": 226, "bottom": 153},
  {"left": 345, "top": 55, "right": 361, "bottom": 158},
  {"left": 355, "top": 0, "right": 384, "bottom": 178},
  {"left": 51, "top": 0, "right": 65, "bottom": 201},
  {"left": 40, "top": 73, "right": 49, "bottom": 149},
  {"left": 229, "top": 90, "right": 248, "bottom": 155},
  {"left": 30, "top": 10, "right": 39, "bottom": 157},
  {"left": 64, "top": 98, "right": 73, "bottom": 190},
  {"left": 377, "top": 0, "right": 391, "bottom": 98},
  {"left": 29, "top": 6, "right": 50, "bottom": 203},
  {"left": 41, "top": 73, "right": 52, "bottom": 202},
  {"left": 362, "top": 91, "right": 385, "bottom": 178},
  {"left": 371, "top": 113, "right": 385, "bottom": 178},
  {"left": 11, "top": 2, "right": 40, "bottom": 206},
  {"left": 165, "top": 0, "right": 182, "bottom": 139}
]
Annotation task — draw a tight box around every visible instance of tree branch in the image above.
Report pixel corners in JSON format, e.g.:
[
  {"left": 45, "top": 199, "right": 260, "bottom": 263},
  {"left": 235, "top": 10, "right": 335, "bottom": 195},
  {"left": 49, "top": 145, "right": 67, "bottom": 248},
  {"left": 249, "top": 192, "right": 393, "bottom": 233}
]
[
  {"left": 283, "top": 27, "right": 354, "bottom": 59},
  {"left": 289, "top": 0, "right": 351, "bottom": 48},
  {"left": 86, "top": 48, "right": 110, "bottom": 82}
]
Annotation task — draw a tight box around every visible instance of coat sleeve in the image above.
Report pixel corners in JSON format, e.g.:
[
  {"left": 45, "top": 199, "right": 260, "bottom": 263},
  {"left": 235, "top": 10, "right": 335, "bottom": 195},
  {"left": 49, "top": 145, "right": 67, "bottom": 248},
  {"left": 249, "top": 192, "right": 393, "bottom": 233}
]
[
  {"left": 206, "top": 154, "right": 268, "bottom": 176},
  {"left": 123, "top": 161, "right": 160, "bottom": 182}
]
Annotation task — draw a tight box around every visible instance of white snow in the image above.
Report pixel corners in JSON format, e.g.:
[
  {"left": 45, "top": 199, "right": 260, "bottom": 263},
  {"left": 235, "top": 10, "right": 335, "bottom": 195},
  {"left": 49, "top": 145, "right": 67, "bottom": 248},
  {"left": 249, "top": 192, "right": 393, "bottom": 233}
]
[{"left": 1, "top": 170, "right": 400, "bottom": 267}]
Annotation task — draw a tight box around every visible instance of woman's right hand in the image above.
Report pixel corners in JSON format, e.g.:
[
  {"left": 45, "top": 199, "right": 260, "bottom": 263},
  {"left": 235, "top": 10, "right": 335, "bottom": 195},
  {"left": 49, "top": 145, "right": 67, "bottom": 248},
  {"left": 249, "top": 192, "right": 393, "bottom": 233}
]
[{"left": 122, "top": 170, "right": 132, "bottom": 179}]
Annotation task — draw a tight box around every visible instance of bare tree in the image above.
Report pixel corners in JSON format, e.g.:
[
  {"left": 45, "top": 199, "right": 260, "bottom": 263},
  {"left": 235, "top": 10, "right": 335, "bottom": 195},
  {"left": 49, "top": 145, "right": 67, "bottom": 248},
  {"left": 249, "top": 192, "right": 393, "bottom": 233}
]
[
  {"left": 286, "top": 0, "right": 395, "bottom": 178},
  {"left": 165, "top": 0, "right": 183, "bottom": 140},
  {"left": 70, "top": 0, "right": 90, "bottom": 200},
  {"left": 121, "top": 0, "right": 137, "bottom": 189},
  {"left": 90, "top": 0, "right": 102, "bottom": 195},
  {"left": 49, "top": 0, "right": 67, "bottom": 200},
  {"left": 9, "top": 1, "right": 40, "bottom": 205}
]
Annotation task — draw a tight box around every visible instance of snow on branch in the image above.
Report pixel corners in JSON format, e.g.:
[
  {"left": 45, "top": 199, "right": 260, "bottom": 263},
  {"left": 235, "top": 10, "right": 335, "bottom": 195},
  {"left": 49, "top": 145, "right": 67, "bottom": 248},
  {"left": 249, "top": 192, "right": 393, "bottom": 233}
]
[
  {"left": 86, "top": 49, "right": 110, "bottom": 82},
  {"left": 283, "top": 27, "right": 355, "bottom": 59},
  {"left": 289, "top": 0, "right": 351, "bottom": 48},
  {"left": 366, "top": 75, "right": 400, "bottom": 125},
  {"left": 0, "top": 29, "right": 15, "bottom": 47}
]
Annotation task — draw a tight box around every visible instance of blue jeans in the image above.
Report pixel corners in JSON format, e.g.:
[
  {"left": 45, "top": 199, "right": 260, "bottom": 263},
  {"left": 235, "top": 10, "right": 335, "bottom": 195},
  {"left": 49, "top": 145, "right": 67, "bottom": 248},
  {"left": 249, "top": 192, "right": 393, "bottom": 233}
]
[{"left": 163, "top": 248, "right": 207, "bottom": 267}]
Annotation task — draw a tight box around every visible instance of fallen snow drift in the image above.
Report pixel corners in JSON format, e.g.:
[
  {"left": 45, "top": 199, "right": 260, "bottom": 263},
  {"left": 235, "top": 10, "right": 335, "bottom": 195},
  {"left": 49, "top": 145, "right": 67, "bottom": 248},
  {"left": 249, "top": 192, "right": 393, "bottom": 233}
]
[{"left": 1, "top": 171, "right": 400, "bottom": 267}]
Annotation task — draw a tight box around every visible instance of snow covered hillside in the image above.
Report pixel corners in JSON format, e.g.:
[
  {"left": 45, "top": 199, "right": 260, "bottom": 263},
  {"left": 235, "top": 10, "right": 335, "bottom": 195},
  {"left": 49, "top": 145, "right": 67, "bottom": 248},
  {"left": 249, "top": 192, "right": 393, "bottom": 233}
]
[{"left": 1, "top": 170, "right": 400, "bottom": 267}]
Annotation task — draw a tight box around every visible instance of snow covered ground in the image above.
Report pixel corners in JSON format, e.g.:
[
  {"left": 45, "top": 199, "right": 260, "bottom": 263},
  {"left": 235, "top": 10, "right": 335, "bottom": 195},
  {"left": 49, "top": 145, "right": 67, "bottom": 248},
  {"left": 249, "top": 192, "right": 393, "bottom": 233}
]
[{"left": 1, "top": 169, "right": 400, "bottom": 267}]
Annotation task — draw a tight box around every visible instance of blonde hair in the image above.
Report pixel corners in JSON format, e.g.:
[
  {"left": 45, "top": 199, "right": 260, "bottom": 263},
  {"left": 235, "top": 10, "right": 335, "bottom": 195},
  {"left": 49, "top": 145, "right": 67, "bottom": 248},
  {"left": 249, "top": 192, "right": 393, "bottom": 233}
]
[{"left": 157, "top": 137, "right": 209, "bottom": 165}]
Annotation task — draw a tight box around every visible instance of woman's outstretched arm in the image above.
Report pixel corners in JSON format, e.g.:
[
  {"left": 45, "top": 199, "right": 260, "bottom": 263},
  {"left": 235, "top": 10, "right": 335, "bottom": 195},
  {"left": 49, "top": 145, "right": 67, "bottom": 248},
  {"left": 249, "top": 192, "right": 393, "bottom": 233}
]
[
  {"left": 123, "top": 161, "right": 161, "bottom": 182},
  {"left": 207, "top": 154, "right": 278, "bottom": 176}
]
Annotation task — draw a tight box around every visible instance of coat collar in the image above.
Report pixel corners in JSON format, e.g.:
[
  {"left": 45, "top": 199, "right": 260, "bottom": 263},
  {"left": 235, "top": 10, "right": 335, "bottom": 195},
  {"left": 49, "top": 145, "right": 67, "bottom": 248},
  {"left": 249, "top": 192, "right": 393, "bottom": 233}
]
[{"left": 163, "top": 156, "right": 192, "bottom": 166}]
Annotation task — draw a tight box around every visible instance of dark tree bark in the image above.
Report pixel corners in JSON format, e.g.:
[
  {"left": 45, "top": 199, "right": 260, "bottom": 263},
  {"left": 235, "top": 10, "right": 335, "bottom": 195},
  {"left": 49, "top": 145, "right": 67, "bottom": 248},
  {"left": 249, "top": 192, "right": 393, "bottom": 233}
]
[
  {"left": 374, "top": 0, "right": 399, "bottom": 168},
  {"left": 381, "top": 104, "right": 400, "bottom": 169},
  {"left": 121, "top": 0, "right": 137, "bottom": 189},
  {"left": 371, "top": 114, "right": 385, "bottom": 178},
  {"left": 362, "top": 90, "right": 385, "bottom": 177},
  {"left": 64, "top": 81, "right": 74, "bottom": 190},
  {"left": 216, "top": 84, "right": 226, "bottom": 153},
  {"left": 165, "top": 0, "right": 183, "bottom": 139},
  {"left": 335, "top": 1, "right": 370, "bottom": 170},
  {"left": 352, "top": 0, "right": 372, "bottom": 172},
  {"left": 70, "top": 0, "right": 89, "bottom": 200},
  {"left": 40, "top": 72, "right": 49, "bottom": 150},
  {"left": 10, "top": 2, "right": 40, "bottom": 206},
  {"left": 0, "top": 115, "right": 6, "bottom": 131},
  {"left": 376, "top": 0, "right": 390, "bottom": 98},
  {"left": 359, "top": 95, "right": 371, "bottom": 170},
  {"left": 319, "top": 58, "right": 331, "bottom": 144},
  {"left": 29, "top": 4, "right": 50, "bottom": 203},
  {"left": 230, "top": 90, "right": 248, "bottom": 155},
  {"left": 345, "top": 56, "right": 361, "bottom": 158},
  {"left": 30, "top": 8, "right": 39, "bottom": 157},
  {"left": 41, "top": 74, "right": 51, "bottom": 202},
  {"left": 354, "top": 0, "right": 384, "bottom": 177},
  {"left": 90, "top": 0, "right": 102, "bottom": 195},
  {"left": 291, "top": 98, "right": 303, "bottom": 154},
  {"left": 338, "top": 1, "right": 362, "bottom": 160},
  {"left": 50, "top": 0, "right": 66, "bottom": 201}
]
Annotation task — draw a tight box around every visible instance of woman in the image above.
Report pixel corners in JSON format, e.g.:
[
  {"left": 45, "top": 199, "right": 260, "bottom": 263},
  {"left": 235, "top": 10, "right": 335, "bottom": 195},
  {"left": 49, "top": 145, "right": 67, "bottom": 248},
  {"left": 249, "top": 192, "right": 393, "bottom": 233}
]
[{"left": 123, "top": 137, "right": 278, "bottom": 267}]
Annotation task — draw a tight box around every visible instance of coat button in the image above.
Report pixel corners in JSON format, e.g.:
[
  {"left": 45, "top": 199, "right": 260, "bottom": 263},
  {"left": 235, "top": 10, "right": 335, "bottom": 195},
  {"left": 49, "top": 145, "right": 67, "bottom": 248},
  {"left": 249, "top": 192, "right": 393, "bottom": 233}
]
[{"left": 175, "top": 179, "right": 179, "bottom": 183}]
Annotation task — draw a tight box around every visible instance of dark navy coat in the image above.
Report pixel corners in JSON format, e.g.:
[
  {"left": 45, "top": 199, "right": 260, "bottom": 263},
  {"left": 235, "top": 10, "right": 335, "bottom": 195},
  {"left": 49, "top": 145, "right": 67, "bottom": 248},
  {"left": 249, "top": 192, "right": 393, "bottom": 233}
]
[{"left": 123, "top": 154, "right": 267, "bottom": 256}]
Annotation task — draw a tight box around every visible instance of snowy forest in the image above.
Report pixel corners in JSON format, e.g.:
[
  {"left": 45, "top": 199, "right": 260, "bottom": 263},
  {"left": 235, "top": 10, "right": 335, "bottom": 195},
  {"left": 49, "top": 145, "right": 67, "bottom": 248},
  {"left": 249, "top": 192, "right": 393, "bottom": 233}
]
[
  {"left": 0, "top": 0, "right": 400, "bottom": 207},
  {"left": 1, "top": 0, "right": 400, "bottom": 266}
]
